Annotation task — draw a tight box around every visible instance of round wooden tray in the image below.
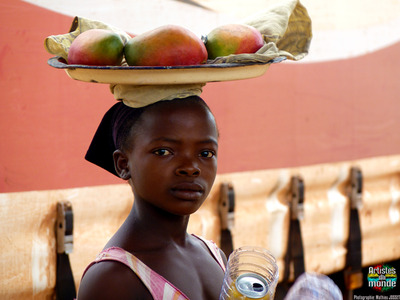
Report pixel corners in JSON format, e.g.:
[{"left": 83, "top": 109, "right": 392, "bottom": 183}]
[{"left": 48, "top": 57, "right": 285, "bottom": 85}]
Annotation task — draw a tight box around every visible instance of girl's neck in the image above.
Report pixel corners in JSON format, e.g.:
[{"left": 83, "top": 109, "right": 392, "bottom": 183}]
[
  {"left": 134, "top": 200, "right": 190, "bottom": 238},
  {"left": 109, "top": 199, "right": 191, "bottom": 252}
]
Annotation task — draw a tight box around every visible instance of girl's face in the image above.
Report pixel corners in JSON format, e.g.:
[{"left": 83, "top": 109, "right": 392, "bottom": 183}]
[{"left": 121, "top": 101, "right": 218, "bottom": 216}]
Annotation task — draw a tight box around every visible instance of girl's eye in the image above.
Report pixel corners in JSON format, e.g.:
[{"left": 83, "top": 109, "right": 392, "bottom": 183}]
[
  {"left": 153, "top": 149, "right": 172, "bottom": 156},
  {"left": 200, "top": 150, "right": 215, "bottom": 158}
]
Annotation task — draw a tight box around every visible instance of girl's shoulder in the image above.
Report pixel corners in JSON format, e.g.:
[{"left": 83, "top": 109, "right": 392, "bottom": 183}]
[
  {"left": 77, "top": 248, "right": 153, "bottom": 300},
  {"left": 192, "top": 234, "right": 227, "bottom": 271}
]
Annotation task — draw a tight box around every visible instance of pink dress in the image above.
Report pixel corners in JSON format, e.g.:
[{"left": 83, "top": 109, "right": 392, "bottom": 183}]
[{"left": 81, "top": 235, "right": 226, "bottom": 300}]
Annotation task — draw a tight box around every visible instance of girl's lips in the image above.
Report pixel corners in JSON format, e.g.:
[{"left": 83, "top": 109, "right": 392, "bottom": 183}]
[{"left": 171, "top": 182, "right": 204, "bottom": 200}]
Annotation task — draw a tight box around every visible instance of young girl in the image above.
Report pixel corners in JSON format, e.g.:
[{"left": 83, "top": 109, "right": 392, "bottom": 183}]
[{"left": 78, "top": 96, "right": 227, "bottom": 300}]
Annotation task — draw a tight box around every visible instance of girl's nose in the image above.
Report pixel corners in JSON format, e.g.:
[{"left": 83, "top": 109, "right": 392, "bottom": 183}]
[{"left": 175, "top": 163, "right": 200, "bottom": 177}]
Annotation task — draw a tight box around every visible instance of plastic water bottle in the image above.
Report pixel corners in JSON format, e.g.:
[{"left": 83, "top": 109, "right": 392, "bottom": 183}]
[
  {"left": 284, "top": 272, "right": 343, "bottom": 300},
  {"left": 219, "top": 246, "right": 279, "bottom": 300}
]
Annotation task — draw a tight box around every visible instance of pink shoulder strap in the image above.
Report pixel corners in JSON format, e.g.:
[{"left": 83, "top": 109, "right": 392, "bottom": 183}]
[
  {"left": 83, "top": 247, "right": 189, "bottom": 300},
  {"left": 192, "top": 234, "right": 226, "bottom": 272}
]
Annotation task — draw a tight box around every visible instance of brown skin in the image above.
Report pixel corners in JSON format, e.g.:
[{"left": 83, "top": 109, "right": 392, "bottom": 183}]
[{"left": 77, "top": 100, "right": 226, "bottom": 300}]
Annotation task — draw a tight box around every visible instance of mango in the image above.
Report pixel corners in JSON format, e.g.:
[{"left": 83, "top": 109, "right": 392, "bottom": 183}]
[
  {"left": 68, "top": 29, "right": 124, "bottom": 66},
  {"left": 205, "top": 24, "right": 264, "bottom": 60},
  {"left": 124, "top": 25, "right": 207, "bottom": 66}
]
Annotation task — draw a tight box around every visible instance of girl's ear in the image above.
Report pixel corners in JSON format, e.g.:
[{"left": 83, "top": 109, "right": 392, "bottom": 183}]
[{"left": 113, "top": 149, "right": 131, "bottom": 180}]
